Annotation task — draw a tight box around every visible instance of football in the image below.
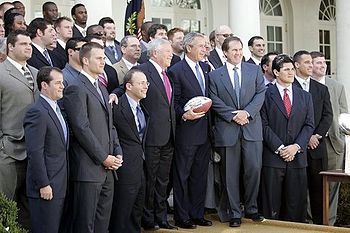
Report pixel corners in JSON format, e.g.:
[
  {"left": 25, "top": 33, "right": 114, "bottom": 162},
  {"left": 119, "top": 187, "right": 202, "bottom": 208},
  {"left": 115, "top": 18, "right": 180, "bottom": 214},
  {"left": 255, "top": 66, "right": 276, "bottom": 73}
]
[{"left": 184, "top": 96, "right": 212, "bottom": 113}]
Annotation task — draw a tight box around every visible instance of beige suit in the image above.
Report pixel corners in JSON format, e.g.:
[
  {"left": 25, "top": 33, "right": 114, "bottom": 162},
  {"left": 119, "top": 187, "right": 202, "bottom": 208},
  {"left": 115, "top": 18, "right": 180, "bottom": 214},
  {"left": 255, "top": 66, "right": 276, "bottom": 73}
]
[
  {"left": 324, "top": 76, "right": 348, "bottom": 225},
  {"left": 0, "top": 58, "right": 38, "bottom": 229},
  {"left": 112, "top": 58, "right": 129, "bottom": 85}
]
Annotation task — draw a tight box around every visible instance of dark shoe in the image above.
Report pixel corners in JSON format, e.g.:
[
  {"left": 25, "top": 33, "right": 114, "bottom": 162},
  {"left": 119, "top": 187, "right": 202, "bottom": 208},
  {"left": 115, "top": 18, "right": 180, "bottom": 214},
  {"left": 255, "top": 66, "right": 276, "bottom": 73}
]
[
  {"left": 158, "top": 221, "right": 178, "bottom": 230},
  {"left": 229, "top": 218, "right": 241, "bottom": 227},
  {"left": 175, "top": 219, "right": 197, "bottom": 229},
  {"left": 245, "top": 213, "right": 265, "bottom": 222},
  {"left": 142, "top": 223, "right": 160, "bottom": 230},
  {"left": 192, "top": 218, "right": 212, "bottom": 226}
]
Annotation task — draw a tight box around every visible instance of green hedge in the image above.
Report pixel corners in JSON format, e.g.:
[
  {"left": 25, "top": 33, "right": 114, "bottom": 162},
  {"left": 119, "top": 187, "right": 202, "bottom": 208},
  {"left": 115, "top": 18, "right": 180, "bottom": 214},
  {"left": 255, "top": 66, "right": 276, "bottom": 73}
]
[{"left": 0, "top": 192, "right": 27, "bottom": 233}]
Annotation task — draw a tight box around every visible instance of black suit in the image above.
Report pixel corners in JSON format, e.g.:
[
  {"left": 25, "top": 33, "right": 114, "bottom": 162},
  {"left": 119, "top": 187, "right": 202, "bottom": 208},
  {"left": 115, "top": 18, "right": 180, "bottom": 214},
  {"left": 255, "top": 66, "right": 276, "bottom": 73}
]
[
  {"left": 138, "top": 51, "right": 181, "bottom": 68},
  {"left": 246, "top": 58, "right": 258, "bottom": 65},
  {"left": 104, "top": 64, "right": 119, "bottom": 94},
  {"left": 110, "top": 94, "right": 149, "bottom": 233},
  {"left": 72, "top": 25, "right": 84, "bottom": 38},
  {"left": 208, "top": 49, "right": 224, "bottom": 69},
  {"left": 168, "top": 59, "right": 212, "bottom": 222},
  {"left": 133, "top": 61, "right": 176, "bottom": 225},
  {"left": 50, "top": 43, "right": 67, "bottom": 69},
  {"left": 294, "top": 78, "right": 333, "bottom": 224},
  {"left": 63, "top": 73, "right": 122, "bottom": 233},
  {"left": 260, "top": 84, "right": 314, "bottom": 222},
  {"left": 24, "top": 97, "right": 68, "bottom": 233},
  {"left": 27, "top": 45, "right": 55, "bottom": 69}
]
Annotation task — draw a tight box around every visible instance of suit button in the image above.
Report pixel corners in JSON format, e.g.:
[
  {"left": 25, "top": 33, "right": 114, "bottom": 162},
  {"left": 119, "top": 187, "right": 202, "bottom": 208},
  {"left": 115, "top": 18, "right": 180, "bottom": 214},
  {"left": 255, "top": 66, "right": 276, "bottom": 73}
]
[{"left": 168, "top": 119, "right": 171, "bottom": 122}]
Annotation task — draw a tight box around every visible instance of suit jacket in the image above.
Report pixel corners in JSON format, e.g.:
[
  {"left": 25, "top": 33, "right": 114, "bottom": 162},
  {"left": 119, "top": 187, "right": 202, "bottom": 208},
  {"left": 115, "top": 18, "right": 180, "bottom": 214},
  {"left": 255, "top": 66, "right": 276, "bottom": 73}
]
[
  {"left": 113, "top": 94, "right": 149, "bottom": 184},
  {"left": 112, "top": 58, "right": 129, "bottom": 85},
  {"left": 168, "top": 59, "right": 211, "bottom": 145},
  {"left": 0, "top": 59, "right": 39, "bottom": 161},
  {"left": 62, "top": 73, "right": 122, "bottom": 182},
  {"left": 208, "top": 49, "right": 224, "bottom": 69},
  {"left": 246, "top": 58, "right": 258, "bottom": 65},
  {"left": 72, "top": 25, "right": 84, "bottom": 38},
  {"left": 209, "top": 62, "right": 266, "bottom": 146},
  {"left": 27, "top": 45, "right": 56, "bottom": 69},
  {"left": 105, "top": 64, "right": 119, "bottom": 94},
  {"left": 50, "top": 43, "right": 67, "bottom": 69},
  {"left": 134, "top": 61, "right": 176, "bottom": 146},
  {"left": 24, "top": 97, "right": 68, "bottom": 199},
  {"left": 105, "top": 40, "right": 122, "bottom": 64},
  {"left": 138, "top": 51, "right": 181, "bottom": 68},
  {"left": 325, "top": 77, "right": 348, "bottom": 154},
  {"left": 294, "top": 79, "right": 333, "bottom": 159},
  {"left": 261, "top": 84, "right": 315, "bottom": 168}
]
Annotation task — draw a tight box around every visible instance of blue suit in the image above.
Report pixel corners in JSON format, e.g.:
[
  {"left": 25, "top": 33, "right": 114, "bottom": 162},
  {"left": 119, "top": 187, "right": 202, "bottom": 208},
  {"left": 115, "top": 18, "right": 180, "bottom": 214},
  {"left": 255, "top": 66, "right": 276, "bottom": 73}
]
[{"left": 24, "top": 96, "right": 68, "bottom": 233}]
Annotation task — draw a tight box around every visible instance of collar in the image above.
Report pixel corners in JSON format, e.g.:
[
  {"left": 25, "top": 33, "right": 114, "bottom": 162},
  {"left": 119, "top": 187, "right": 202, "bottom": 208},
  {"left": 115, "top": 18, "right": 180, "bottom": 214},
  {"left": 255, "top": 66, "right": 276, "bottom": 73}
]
[
  {"left": 105, "top": 40, "right": 115, "bottom": 47},
  {"left": 295, "top": 75, "right": 310, "bottom": 86},
  {"left": 122, "top": 57, "right": 138, "bottom": 69},
  {"left": 57, "top": 39, "right": 66, "bottom": 49},
  {"left": 81, "top": 70, "right": 97, "bottom": 85},
  {"left": 125, "top": 93, "right": 139, "bottom": 110},
  {"left": 32, "top": 42, "right": 46, "bottom": 54},
  {"left": 312, "top": 76, "right": 325, "bottom": 85},
  {"left": 149, "top": 59, "right": 163, "bottom": 73},
  {"left": 40, "top": 94, "right": 57, "bottom": 111},
  {"left": 264, "top": 76, "right": 275, "bottom": 85},
  {"left": 226, "top": 61, "right": 241, "bottom": 71},
  {"left": 250, "top": 56, "right": 261, "bottom": 65},
  {"left": 184, "top": 55, "right": 198, "bottom": 69},
  {"left": 74, "top": 24, "right": 86, "bottom": 35},
  {"left": 6, "top": 57, "right": 26, "bottom": 74},
  {"left": 276, "top": 81, "right": 292, "bottom": 94}
]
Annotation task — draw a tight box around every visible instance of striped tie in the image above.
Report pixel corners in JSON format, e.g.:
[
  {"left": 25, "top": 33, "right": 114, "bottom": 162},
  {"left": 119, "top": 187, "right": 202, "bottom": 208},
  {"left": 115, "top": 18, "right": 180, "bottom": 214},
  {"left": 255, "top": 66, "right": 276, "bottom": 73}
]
[{"left": 22, "top": 66, "right": 34, "bottom": 90}]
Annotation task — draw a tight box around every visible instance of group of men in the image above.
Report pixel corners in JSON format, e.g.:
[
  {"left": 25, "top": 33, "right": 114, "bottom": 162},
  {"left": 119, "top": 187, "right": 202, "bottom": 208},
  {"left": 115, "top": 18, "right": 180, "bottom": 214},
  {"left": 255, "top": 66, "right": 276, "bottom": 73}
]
[{"left": 0, "top": 1, "right": 348, "bottom": 233}]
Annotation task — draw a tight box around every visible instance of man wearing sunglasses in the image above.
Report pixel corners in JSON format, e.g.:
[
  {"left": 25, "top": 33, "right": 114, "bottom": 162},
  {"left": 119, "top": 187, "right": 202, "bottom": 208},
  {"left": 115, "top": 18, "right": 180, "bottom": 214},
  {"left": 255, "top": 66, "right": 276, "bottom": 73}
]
[{"left": 208, "top": 25, "right": 233, "bottom": 69}]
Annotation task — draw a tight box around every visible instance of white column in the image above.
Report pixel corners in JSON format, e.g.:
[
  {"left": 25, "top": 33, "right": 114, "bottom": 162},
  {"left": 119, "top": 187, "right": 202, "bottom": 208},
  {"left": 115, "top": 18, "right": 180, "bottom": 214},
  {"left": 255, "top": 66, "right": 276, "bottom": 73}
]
[
  {"left": 336, "top": 0, "right": 350, "bottom": 109},
  {"left": 228, "top": 0, "right": 261, "bottom": 58},
  {"left": 76, "top": 0, "right": 113, "bottom": 25}
]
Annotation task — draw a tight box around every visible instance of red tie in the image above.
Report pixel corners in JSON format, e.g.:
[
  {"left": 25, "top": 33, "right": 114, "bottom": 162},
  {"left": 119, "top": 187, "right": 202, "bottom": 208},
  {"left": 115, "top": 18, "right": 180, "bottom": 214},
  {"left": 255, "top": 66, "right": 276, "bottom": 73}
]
[
  {"left": 162, "top": 70, "right": 172, "bottom": 103},
  {"left": 283, "top": 88, "right": 292, "bottom": 118},
  {"left": 98, "top": 73, "right": 108, "bottom": 88}
]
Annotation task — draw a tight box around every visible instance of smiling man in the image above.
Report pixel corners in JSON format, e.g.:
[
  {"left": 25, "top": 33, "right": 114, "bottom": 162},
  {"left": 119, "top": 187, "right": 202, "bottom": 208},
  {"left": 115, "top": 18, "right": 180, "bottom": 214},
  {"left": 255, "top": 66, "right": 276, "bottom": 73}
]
[{"left": 247, "top": 36, "right": 266, "bottom": 65}]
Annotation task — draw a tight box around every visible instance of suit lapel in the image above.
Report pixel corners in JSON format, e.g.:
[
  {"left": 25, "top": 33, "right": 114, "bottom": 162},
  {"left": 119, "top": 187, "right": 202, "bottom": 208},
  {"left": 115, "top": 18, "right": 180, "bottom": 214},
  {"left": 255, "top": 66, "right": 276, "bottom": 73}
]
[
  {"left": 270, "top": 85, "right": 289, "bottom": 118},
  {"left": 78, "top": 74, "right": 107, "bottom": 110},
  {"left": 4, "top": 60, "right": 33, "bottom": 90},
  {"left": 219, "top": 65, "right": 238, "bottom": 106},
  {"left": 121, "top": 96, "right": 140, "bottom": 142},
  {"left": 40, "top": 97, "right": 66, "bottom": 144},
  {"left": 147, "top": 61, "right": 169, "bottom": 104},
  {"left": 183, "top": 60, "right": 203, "bottom": 96},
  {"left": 32, "top": 46, "right": 50, "bottom": 66}
]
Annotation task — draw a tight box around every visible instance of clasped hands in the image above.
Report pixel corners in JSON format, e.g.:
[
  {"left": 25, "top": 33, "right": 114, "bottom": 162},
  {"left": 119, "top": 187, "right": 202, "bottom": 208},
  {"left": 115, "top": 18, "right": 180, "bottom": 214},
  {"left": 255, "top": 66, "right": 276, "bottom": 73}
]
[
  {"left": 232, "top": 110, "right": 249, "bottom": 125},
  {"left": 279, "top": 144, "right": 299, "bottom": 162},
  {"left": 103, "top": 155, "right": 123, "bottom": 170}
]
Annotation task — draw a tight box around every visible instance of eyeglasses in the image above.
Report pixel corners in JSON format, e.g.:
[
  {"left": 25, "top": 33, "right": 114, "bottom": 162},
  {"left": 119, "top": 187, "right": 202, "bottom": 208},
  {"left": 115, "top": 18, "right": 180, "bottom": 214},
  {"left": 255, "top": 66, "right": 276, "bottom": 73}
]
[
  {"left": 217, "top": 33, "right": 233, "bottom": 38},
  {"left": 72, "top": 47, "right": 81, "bottom": 51},
  {"left": 131, "top": 81, "right": 150, "bottom": 86},
  {"left": 92, "top": 32, "right": 104, "bottom": 36}
]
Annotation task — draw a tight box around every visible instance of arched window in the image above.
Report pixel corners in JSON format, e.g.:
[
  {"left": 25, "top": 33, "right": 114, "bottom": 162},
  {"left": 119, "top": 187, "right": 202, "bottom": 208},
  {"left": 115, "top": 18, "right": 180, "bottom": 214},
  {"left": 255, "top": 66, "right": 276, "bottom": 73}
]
[
  {"left": 318, "top": 0, "right": 336, "bottom": 75},
  {"left": 259, "top": 0, "right": 285, "bottom": 53},
  {"left": 151, "top": 0, "right": 200, "bottom": 9}
]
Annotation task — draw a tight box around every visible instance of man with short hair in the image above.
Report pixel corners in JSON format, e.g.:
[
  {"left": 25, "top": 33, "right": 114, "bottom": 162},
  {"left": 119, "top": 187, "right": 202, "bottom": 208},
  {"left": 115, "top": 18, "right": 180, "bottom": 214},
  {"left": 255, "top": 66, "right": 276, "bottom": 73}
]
[
  {"left": 167, "top": 27, "right": 184, "bottom": 58},
  {"left": 63, "top": 42, "right": 123, "bottom": 233},
  {"left": 51, "top": 17, "right": 73, "bottom": 69},
  {"left": 168, "top": 32, "right": 212, "bottom": 229},
  {"left": 42, "top": 2, "right": 58, "bottom": 24},
  {"left": 27, "top": 18, "right": 56, "bottom": 69},
  {"left": 99, "top": 17, "right": 122, "bottom": 64},
  {"left": 311, "top": 51, "right": 346, "bottom": 225},
  {"left": 24, "top": 66, "right": 67, "bottom": 233},
  {"left": 71, "top": 3, "right": 87, "bottom": 38},
  {"left": 208, "top": 25, "right": 233, "bottom": 69},
  {"left": 293, "top": 50, "right": 333, "bottom": 225},
  {"left": 112, "top": 35, "right": 141, "bottom": 85},
  {"left": 260, "top": 52, "right": 278, "bottom": 87},
  {"left": 140, "top": 21, "right": 154, "bottom": 52},
  {"left": 110, "top": 69, "right": 149, "bottom": 233},
  {"left": 247, "top": 36, "right": 265, "bottom": 65},
  {"left": 0, "top": 30, "right": 39, "bottom": 230}
]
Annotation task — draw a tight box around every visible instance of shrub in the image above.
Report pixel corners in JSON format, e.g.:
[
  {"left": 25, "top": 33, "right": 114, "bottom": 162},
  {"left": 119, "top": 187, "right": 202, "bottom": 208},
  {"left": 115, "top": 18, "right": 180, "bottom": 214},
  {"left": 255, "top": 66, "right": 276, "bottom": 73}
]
[{"left": 0, "top": 192, "right": 27, "bottom": 233}]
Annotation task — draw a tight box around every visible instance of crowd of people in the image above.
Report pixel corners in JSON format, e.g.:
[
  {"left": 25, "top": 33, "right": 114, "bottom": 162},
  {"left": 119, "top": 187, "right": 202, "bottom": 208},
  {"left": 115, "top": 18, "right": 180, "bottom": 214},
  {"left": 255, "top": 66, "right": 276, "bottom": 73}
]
[{"left": 0, "top": 1, "right": 348, "bottom": 233}]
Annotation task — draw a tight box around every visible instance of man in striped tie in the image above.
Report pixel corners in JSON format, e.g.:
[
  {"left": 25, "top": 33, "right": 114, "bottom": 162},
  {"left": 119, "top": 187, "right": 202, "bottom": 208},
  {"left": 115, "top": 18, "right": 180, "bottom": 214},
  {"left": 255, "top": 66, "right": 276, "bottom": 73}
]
[
  {"left": 260, "top": 54, "right": 314, "bottom": 222},
  {"left": 0, "top": 30, "right": 39, "bottom": 231}
]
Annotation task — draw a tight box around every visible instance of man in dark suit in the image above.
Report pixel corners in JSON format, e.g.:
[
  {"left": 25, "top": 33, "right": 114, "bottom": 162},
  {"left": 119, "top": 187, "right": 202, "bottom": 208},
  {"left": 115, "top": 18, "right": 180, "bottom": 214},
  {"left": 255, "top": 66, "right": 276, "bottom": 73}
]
[
  {"left": 134, "top": 38, "right": 177, "bottom": 230},
  {"left": 27, "top": 18, "right": 56, "bottom": 69},
  {"left": 293, "top": 50, "right": 333, "bottom": 224},
  {"left": 209, "top": 36, "right": 265, "bottom": 227},
  {"left": 260, "top": 52, "right": 278, "bottom": 87},
  {"left": 71, "top": 3, "right": 87, "bottom": 38},
  {"left": 208, "top": 25, "right": 232, "bottom": 69},
  {"left": 311, "top": 51, "right": 348, "bottom": 225},
  {"left": 260, "top": 54, "right": 314, "bottom": 222},
  {"left": 246, "top": 36, "right": 265, "bottom": 65},
  {"left": 99, "top": 17, "right": 122, "bottom": 64},
  {"left": 168, "top": 32, "right": 212, "bottom": 229},
  {"left": 110, "top": 69, "right": 149, "bottom": 233},
  {"left": 0, "top": 30, "right": 39, "bottom": 230},
  {"left": 63, "top": 42, "right": 123, "bottom": 233},
  {"left": 24, "top": 67, "right": 68, "bottom": 233},
  {"left": 51, "top": 17, "right": 73, "bottom": 69}
]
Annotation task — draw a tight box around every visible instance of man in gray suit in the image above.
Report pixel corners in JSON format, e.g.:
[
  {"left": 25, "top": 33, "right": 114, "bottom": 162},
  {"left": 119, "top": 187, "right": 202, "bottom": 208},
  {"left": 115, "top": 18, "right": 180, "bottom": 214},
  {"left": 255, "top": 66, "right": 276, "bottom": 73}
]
[
  {"left": 0, "top": 30, "right": 39, "bottom": 230},
  {"left": 209, "top": 36, "right": 265, "bottom": 227},
  {"left": 311, "top": 51, "right": 348, "bottom": 225}
]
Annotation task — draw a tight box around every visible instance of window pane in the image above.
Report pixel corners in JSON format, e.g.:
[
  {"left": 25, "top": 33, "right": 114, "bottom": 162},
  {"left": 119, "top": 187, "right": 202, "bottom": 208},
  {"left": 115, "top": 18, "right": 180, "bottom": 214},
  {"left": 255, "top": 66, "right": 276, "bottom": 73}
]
[
  {"left": 319, "top": 30, "right": 323, "bottom": 44},
  {"left": 268, "top": 43, "right": 275, "bottom": 52},
  {"left": 162, "top": 18, "right": 172, "bottom": 29},
  {"left": 324, "top": 30, "right": 330, "bottom": 44},
  {"left": 267, "top": 26, "right": 274, "bottom": 41},
  {"left": 191, "top": 20, "right": 200, "bottom": 32},
  {"left": 275, "top": 27, "right": 282, "bottom": 41},
  {"left": 276, "top": 43, "right": 283, "bottom": 53},
  {"left": 273, "top": 5, "right": 282, "bottom": 16},
  {"left": 324, "top": 46, "right": 331, "bottom": 59},
  {"left": 152, "top": 18, "right": 161, "bottom": 24},
  {"left": 326, "top": 62, "right": 331, "bottom": 75}
]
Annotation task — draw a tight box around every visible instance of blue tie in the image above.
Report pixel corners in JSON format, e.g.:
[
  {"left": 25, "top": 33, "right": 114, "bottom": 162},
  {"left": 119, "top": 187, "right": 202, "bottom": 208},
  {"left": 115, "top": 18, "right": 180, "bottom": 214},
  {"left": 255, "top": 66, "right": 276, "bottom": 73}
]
[
  {"left": 43, "top": 49, "right": 53, "bottom": 66},
  {"left": 136, "top": 105, "right": 146, "bottom": 140},
  {"left": 195, "top": 63, "right": 205, "bottom": 95},
  {"left": 233, "top": 66, "right": 240, "bottom": 108},
  {"left": 56, "top": 105, "right": 67, "bottom": 143}
]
